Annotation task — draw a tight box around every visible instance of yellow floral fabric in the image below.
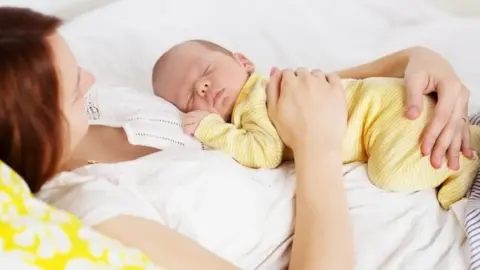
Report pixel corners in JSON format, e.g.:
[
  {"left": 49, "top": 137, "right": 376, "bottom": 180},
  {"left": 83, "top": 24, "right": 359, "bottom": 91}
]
[{"left": 0, "top": 161, "right": 160, "bottom": 269}]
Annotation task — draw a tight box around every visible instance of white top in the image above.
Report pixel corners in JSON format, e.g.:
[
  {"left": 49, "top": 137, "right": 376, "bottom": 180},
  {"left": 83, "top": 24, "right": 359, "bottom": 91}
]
[{"left": 37, "top": 86, "right": 295, "bottom": 269}]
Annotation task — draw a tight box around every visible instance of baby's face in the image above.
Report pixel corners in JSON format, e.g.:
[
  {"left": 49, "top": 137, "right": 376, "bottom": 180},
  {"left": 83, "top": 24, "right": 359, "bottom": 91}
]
[{"left": 154, "top": 41, "right": 254, "bottom": 120}]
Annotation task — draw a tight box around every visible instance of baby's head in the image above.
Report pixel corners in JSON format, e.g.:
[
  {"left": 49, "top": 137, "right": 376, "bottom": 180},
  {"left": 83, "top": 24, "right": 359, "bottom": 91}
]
[{"left": 152, "top": 40, "right": 254, "bottom": 120}]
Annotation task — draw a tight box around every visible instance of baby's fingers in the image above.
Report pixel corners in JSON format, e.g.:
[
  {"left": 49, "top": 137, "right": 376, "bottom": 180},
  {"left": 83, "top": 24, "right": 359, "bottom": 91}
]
[
  {"left": 182, "top": 117, "right": 199, "bottom": 126},
  {"left": 181, "top": 114, "right": 196, "bottom": 124},
  {"left": 182, "top": 122, "right": 197, "bottom": 135}
]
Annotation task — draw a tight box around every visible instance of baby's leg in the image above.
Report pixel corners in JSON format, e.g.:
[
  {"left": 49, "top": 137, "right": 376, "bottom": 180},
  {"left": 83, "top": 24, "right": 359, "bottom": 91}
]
[
  {"left": 366, "top": 93, "right": 479, "bottom": 209},
  {"left": 367, "top": 103, "right": 446, "bottom": 191}
]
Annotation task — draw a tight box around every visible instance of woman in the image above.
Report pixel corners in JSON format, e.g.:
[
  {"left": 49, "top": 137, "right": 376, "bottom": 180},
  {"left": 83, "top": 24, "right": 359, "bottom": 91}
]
[{"left": 0, "top": 7, "right": 473, "bottom": 270}]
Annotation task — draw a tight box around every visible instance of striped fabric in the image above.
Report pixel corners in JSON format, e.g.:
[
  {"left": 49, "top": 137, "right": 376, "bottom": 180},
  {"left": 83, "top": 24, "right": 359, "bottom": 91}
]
[{"left": 466, "top": 113, "right": 480, "bottom": 270}]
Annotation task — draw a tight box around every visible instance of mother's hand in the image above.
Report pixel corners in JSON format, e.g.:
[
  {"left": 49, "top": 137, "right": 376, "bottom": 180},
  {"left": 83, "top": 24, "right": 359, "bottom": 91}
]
[
  {"left": 266, "top": 67, "right": 347, "bottom": 153},
  {"left": 404, "top": 47, "right": 474, "bottom": 170},
  {"left": 267, "top": 68, "right": 354, "bottom": 270}
]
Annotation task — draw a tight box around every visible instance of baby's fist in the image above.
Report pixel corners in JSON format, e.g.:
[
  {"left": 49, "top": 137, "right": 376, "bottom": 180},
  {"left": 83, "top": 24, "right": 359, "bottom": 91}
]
[{"left": 182, "top": 110, "right": 211, "bottom": 136}]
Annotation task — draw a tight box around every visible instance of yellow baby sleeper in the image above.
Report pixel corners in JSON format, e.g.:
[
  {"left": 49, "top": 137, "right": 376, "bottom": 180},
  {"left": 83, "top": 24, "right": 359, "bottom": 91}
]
[
  {"left": 195, "top": 73, "right": 480, "bottom": 209},
  {"left": 195, "top": 73, "right": 289, "bottom": 169}
]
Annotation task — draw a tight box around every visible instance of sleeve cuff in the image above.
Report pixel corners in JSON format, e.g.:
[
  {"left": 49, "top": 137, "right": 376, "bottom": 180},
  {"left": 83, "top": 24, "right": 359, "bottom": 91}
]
[{"left": 194, "top": 114, "right": 225, "bottom": 140}]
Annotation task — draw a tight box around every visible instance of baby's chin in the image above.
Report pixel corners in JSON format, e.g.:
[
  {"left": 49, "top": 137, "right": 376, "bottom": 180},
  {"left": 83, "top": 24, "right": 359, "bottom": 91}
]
[
  {"left": 213, "top": 108, "right": 232, "bottom": 121},
  {"left": 221, "top": 111, "right": 233, "bottom": 121},
  {"left": 216, "top": 98, "right": 236, "bottom": 120}
]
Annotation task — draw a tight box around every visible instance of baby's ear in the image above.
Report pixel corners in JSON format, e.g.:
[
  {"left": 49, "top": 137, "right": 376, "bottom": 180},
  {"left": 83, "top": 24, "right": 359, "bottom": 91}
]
[{"left": 233, "top": 52, "right": 255, "bottom": 73}]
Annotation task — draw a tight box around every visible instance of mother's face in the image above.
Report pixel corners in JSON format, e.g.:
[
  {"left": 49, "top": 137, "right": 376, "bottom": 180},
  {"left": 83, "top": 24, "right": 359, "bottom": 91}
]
[{"left": 49, "top": 33, "right": 95, "bottom": 150}]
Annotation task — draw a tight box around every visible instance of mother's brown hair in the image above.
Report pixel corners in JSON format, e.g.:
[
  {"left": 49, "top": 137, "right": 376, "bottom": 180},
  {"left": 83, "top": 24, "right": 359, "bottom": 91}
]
[{"left": 0, "top": 7, "right": 64, "bottom": 193}]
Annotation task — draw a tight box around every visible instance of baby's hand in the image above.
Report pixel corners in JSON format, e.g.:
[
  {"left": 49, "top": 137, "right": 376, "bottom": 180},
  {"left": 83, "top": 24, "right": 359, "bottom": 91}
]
[{"left": 182, "top": 110, "right": 211, "bottom": 136}]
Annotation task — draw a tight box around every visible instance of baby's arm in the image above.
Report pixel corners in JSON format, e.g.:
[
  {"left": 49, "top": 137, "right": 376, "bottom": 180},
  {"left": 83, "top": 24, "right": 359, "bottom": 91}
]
[{"left": 195, "top": 83, "right": 284, "bottom": 169}]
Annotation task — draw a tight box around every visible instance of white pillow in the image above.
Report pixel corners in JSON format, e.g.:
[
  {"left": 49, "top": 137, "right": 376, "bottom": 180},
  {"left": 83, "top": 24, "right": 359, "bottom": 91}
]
[{"left": 86, "top": 85, "right": 204, "bottom": 150}]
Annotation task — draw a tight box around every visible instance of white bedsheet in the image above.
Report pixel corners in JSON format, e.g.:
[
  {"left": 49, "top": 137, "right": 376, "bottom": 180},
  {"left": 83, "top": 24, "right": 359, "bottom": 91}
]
[
  {"left": 40, "top": 151, "right": 468, "bottom": 270},
  {"left": 39, "top": 149, "right": 296, "bottom": 270},
  {"left": 345, "top": 163, "right": 468, "bottom": 270},
  {"left": 56, "top": 0, "right": 480, "bottom": 268}
]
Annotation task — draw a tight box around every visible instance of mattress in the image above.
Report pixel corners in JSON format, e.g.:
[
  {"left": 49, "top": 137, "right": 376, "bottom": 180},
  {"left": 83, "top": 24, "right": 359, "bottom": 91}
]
[{"left": 57, "top": 0, "right": 480, "bottom": 268}]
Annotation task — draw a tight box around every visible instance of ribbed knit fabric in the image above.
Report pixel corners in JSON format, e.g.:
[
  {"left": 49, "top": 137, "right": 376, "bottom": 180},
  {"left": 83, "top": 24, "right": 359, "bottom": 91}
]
[{"left": 196, "top": 75, "right": 480, "bottom": 209}]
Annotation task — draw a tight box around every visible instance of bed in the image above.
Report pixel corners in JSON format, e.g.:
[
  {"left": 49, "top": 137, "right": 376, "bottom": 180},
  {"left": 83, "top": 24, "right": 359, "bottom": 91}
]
[{"left": 23, "top": 0, "right": 480, "bottom": 268}]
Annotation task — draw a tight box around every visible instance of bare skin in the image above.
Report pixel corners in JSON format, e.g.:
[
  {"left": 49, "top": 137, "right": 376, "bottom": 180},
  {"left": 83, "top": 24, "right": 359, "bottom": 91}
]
[{"left": 63, "top": 126, "right": 158, "bottom": 170}]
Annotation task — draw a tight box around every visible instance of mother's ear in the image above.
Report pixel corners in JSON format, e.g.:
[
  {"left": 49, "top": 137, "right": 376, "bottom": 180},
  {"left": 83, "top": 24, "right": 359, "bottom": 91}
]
[{"left": 233, "top": 52, "right": 255, "bottom": 73}]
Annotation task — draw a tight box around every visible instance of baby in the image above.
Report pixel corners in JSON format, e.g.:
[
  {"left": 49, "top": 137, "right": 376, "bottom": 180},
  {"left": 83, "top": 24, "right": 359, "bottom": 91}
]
[{"left": 152, "top": 39, "right": 480, "bottom": 209}]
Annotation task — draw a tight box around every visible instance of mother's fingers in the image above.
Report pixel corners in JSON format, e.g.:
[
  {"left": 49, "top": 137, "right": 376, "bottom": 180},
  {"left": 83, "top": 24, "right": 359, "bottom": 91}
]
[
  {"left": 266, "top": 67, "right": 282, "bottom": 119},
  {"left": 460, "top": 87, "right": 474, "bottom": 159},
  {"left": 421, "top": 80, "right": 461, "bottom": 156},
  {"left": 461, "top": 121, "right": 474, "bottom": 159},
  {"left": 310, "top": 69, "right": 332, "bottom": 88},
  {"left": 311, "top": 69, "right": 325, "bottom": 78},
  {"left": 294, "top": 67, "right": 310, "bottom": 78},
  {"left": 281, "top": 68, "right": 296, "bottom": 81},
  {"left": 429, "top": 87, "right": 467, "bottom": 168},
  {"left": 326, "top": 73, "right": 342, "bottom": 87},
  {"left": 280, "top": 69, "right": 296, "bottom": 92},
  {"left": 446, "top": 124, "right": 462, "bottom": 170}
]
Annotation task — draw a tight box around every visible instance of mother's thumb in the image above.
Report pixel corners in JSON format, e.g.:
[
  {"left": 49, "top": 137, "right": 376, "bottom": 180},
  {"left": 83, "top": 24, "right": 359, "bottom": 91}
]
[{"left": 404, "top": 72, "right": 428, "bottom": 119}]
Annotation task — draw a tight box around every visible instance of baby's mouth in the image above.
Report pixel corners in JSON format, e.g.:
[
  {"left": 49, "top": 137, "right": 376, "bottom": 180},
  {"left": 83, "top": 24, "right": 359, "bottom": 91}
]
[{"left": 213, "top": 88, "right": 225, "bottom": 107}]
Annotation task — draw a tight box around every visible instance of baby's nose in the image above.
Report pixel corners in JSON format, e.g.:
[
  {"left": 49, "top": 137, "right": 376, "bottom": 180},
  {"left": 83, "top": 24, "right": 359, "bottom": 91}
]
[{"left": 195, "top": 79, "right": 210, "bottom": 96}]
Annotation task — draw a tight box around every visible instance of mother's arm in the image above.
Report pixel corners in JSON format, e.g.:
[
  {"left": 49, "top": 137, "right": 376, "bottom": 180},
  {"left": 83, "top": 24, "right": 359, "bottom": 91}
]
[
  {"left": 93, "top": 216, "right": 237, "bottom": 270},
  {"left": 335, "top": 46, "right": 421, "bottom": 79}
]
